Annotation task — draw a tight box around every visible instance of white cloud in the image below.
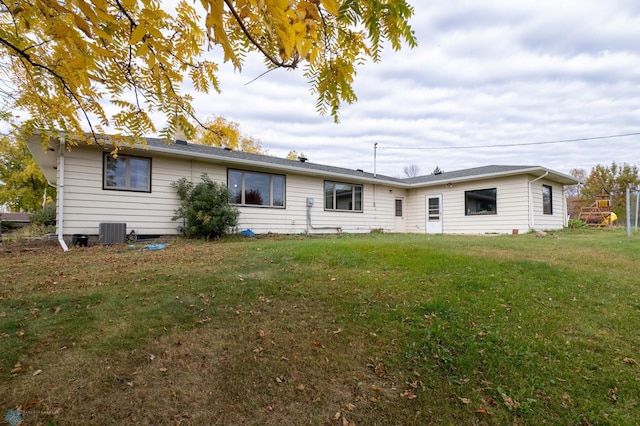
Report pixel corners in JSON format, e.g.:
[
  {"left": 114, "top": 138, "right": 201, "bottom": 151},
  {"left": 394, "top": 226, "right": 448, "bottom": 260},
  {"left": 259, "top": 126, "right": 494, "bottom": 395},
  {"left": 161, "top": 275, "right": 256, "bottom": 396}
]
[{"left": 179, "top": 0, "right": 640, "bottom": 177}]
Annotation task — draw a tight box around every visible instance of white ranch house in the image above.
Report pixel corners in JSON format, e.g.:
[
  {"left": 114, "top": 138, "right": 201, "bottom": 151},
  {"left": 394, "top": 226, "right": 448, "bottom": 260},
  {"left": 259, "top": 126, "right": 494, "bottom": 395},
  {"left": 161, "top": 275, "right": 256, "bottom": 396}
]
[{"left": 27, "top": 135, "right": 579, "bottom": 250}]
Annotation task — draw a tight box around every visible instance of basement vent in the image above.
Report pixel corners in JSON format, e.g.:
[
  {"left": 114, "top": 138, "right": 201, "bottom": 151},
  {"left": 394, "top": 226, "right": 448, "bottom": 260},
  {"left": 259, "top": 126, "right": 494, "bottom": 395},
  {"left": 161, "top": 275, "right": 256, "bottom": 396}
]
[{"left": 99, "top": 223, "right": 127, "bottom": 245}]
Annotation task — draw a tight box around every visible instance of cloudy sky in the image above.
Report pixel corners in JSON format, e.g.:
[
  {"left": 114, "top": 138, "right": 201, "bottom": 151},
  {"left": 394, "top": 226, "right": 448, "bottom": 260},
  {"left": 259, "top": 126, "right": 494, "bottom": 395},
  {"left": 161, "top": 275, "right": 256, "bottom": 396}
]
[{"left": 185, "top": 0, "right": 640, "bottom": 178}]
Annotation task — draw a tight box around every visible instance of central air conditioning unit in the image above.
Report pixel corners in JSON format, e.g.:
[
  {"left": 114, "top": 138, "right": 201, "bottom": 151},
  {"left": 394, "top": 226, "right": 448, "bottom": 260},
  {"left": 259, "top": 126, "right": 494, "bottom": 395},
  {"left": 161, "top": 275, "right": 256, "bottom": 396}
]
[{"left": 99, "top": 223, "right": 127, "bottom": 245}]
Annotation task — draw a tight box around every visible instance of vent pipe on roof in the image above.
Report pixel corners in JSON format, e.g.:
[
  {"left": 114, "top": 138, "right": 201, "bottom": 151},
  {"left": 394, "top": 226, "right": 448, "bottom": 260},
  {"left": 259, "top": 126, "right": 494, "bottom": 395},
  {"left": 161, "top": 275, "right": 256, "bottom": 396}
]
[{"left": 174, "top": 127, "right": 187, "bottom": 144}]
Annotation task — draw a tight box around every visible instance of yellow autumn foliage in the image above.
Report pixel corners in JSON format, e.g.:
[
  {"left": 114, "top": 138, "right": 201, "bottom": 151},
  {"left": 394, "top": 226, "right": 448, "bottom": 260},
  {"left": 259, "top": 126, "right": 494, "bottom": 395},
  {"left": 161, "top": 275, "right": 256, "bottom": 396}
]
[
  {"left": 193, "top": 116, "right": 266, "bottom": 154},
  {"left": 0, "top": 0, "right": 417, "bottom": 148}
]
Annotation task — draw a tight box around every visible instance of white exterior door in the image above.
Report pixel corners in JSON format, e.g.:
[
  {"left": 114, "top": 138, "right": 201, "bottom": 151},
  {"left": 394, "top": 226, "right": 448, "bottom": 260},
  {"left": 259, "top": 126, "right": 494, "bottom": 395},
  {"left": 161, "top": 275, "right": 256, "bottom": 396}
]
[
  {"left": 426, "top": 194, "right": 443, "bottom": 234},
  {"left": 394, "top": 198, "right": 405, "bottom": 232}
]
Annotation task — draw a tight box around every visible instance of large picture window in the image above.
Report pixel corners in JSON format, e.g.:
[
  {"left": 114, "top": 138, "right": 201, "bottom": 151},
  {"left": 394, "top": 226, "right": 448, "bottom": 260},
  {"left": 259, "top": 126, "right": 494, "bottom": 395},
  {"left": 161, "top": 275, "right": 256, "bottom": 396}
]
[
  {"left": 542, "top": 184, "right": 553, "bottom": 215},
  {"left": 324, "top": 181, "right": 362, "bottom": 212},
  {"left": 465, "top": 188, "right": 497, "bottom": 215},
  {"left": 228, "top": 169, "right": 285, "bottom": 207},
  {"left": 103, "top": 153, "right": 151, "bottom": 192}
]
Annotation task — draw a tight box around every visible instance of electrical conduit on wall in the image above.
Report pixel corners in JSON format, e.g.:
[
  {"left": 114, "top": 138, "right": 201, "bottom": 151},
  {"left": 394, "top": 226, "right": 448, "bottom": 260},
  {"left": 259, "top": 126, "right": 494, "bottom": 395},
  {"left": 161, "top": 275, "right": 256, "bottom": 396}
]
[{"left": 306, "top": 197, "right": 341, "bottom": 234}]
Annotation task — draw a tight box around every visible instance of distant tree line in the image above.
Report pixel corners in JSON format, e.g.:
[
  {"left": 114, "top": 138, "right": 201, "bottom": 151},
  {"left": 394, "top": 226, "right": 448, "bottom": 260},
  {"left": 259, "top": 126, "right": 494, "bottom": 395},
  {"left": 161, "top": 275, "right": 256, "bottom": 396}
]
[{"left": 567, "top": 162, "right": 640, "bottom": 223}]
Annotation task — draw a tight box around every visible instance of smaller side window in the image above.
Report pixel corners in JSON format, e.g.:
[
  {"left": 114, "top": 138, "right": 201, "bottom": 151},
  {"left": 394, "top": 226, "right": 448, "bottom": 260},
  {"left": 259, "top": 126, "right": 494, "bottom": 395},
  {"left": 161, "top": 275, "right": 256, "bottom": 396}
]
[
  {"left": 103, "top": 153, "right": 151, "bottom": 192},
  {"left": 542, "top": 184, "right": 553, "bottom": 215}
]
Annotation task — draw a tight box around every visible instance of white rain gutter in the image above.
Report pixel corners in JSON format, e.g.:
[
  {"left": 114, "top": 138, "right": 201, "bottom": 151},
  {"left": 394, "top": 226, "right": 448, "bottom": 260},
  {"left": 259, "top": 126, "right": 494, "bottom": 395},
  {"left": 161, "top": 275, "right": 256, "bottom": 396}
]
[
  {"left": 57, "top": 138, "right": 69, "bottom": 252},
  {"left": 528, "top": 171, "right": 548, "bottom": 230}
]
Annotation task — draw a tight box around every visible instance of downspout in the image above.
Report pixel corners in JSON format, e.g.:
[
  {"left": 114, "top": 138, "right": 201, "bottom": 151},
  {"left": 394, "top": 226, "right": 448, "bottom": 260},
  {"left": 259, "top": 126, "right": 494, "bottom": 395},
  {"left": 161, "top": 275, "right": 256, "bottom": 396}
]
[
  {"left": 562, "top": 187, "right": 568, "bottom": 228},
  {"left": 528, "top": 171, "right": 548, "bottom": 230},
  {"left": 57, "top": 138, "right": 69, "bottom": 252},
  {"left": 306, "top": 198, "right": 342, "bottom": 234}
]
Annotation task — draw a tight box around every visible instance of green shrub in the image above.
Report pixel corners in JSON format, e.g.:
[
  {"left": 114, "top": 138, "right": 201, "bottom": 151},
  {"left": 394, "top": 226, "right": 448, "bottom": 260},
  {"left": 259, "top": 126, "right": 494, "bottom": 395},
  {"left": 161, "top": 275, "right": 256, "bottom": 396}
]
[
  {"left": 30, "top": 203, "right": 56, "bottom": 226},
  {"left": 1, "top": 220, "right": 18, "bottom": 231},
  {"left": 171, "top": 173, "right": 239, "bottom": 239},
  {"left": 567, "top": 218, "right": 589, "bottom": 229}
]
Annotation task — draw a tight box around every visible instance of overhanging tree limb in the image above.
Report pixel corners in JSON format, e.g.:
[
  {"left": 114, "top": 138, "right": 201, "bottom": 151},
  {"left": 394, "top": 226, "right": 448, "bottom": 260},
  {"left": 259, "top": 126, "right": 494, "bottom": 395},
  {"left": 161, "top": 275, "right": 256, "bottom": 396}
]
[{"left": 0, "top": 0, "right": 416, "bottom": 145}]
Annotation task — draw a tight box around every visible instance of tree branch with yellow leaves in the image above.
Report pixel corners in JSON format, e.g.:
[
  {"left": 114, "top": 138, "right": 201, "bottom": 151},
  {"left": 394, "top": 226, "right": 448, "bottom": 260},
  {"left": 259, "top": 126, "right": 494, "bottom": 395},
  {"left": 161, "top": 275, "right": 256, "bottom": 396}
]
[{"left": 0, "top": 0, "right": 416, "bottom": 148}]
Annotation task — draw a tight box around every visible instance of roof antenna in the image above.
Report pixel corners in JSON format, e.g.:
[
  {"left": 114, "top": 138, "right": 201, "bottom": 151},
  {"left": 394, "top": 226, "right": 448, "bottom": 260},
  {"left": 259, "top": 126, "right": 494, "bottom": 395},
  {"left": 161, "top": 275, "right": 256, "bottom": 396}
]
[{"left": 374, "top": 142, "right": 378, "bottom": 178}]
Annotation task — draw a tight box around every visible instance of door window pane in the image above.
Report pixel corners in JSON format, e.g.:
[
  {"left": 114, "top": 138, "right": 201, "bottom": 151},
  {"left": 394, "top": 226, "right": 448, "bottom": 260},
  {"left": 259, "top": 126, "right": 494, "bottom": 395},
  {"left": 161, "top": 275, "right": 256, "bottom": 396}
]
[
  {"left": 395, "top": 199, "right": 403, "bottom": 217},
  {"left": 428, "top": 197, "right": 440, "bottom": 221}
]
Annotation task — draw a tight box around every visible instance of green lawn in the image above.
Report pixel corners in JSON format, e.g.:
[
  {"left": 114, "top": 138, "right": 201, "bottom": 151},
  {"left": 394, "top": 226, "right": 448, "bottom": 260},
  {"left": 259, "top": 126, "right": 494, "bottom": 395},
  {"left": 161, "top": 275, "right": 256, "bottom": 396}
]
[{"left": 1, "top": 230, "right": 639, "bottom": 425}]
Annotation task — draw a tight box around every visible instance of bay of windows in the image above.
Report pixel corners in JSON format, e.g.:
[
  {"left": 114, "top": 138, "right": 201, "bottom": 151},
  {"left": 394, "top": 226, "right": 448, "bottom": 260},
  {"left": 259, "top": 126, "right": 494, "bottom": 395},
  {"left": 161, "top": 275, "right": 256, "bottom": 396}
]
[
  {"left": 324, "top": 181, "right": 362, "bottom": 212},
  {"left": 228, "top": 169, "right": 285, "bottom": 207}
]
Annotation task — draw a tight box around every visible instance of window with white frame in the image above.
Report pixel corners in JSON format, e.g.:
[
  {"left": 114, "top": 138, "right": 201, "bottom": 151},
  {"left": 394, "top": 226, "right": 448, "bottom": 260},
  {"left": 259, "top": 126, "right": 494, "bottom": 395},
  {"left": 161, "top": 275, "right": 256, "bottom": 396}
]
[
  {"left": 228, "top": 169, "right": 285, "bottom": 207},
  {"left": 324, "top": 181, "right": 362, "bottom": 212},
  {"left": 103, "top": 153, "right": 151, "bottom": 192}
]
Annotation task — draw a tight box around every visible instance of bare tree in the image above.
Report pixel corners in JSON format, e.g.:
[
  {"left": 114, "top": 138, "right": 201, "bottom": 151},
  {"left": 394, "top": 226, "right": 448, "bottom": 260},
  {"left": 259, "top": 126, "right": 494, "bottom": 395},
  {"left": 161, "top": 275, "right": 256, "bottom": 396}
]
[
  {"left": 403, "top": 164, "right": 421, "bottom": 178},
  {"left": 565, "top": 168, "right": 586, "bottom": 198}
]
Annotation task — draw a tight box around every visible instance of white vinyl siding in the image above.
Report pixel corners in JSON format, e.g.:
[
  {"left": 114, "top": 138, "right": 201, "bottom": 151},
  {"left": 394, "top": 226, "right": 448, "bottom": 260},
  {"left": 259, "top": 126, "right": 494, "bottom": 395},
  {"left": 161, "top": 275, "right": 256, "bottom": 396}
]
[
  {"left": 60, "top": 147, "right": 186, "bottom": 235},
  {"left": 405, "top": 176, "right": 530, "bottom": 234},
  {"left": 54, "top": 144, "right": 572, "bottom": 238},
  {"left": 531, "top": 179, "right": 566, "bottom": 231},
  {"left": 234, "top": 175, "right": 400, "bottom": 234},
  {"left": 59, "top": 146, "right": 402, "bottom": 236}
]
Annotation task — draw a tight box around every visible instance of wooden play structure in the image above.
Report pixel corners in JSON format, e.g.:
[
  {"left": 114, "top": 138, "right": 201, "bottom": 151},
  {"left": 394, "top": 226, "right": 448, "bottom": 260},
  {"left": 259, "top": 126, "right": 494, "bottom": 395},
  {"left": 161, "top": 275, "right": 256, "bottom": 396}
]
[{"left": 579, "top": 190, "right": 618, "bottom": 227}]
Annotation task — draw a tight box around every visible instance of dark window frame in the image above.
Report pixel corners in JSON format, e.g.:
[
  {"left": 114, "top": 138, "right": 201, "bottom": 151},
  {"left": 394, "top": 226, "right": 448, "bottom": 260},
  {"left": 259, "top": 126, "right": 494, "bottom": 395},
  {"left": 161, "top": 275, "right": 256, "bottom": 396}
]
[
  {"left": 324, "top": 181, "right": 363, "bottom": 212},
  {"left": 103, "top": 153, "right": 152, "bottom": 192},
  {"left": 465, "top": 188, "right": 497, "bottom": 216},
  {"left": 542, "top": 184, "right": 553, "bottom": 215},
  {"left": 227, "top": 169, "right": 286, "bottom": 208}
]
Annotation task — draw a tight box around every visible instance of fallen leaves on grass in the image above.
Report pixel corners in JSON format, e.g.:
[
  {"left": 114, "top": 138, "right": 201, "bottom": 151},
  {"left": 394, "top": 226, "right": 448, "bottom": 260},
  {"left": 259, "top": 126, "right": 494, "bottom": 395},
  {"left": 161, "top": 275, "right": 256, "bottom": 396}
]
[
  {"left": 459, "top": 397, "right": 471, "bottom": 405},
  {"left": 400, "top": 383, "right": 418, "bottom": 400},
  {"left": 622, "top": 357, "right": 638, "bottom": 366},
  {"left": 561, "top": 392, "right": 571, "bottom": 409},
  {"left": 10, "top": 362, "right": 22, "bottom": 374},
  {"left": 485, "top": 397, "right": 498, "bottom": 406},
  {"left": 369, "top": 361, "right": 385, "bottom": 378},
  {"left": 332, "top": 411, "right": 355, "bottom": 426},
  {"left": 501, "top": 393, "right": 520, "bottom": 411}
]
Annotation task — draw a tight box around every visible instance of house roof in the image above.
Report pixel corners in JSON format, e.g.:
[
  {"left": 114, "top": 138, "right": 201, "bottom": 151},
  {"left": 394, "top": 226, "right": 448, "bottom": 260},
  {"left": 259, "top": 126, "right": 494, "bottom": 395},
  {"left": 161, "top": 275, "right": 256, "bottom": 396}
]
[
  {"left": 0, "top": 212, "right": 31, "bottom": 223},
  {"left": 26, "top": 134, "right": 580, "bottom": 187},
  {"left": 140, "top": 138, "right": 407, "bottom": 185},
  {"left": 403, "top": 164, "right": 580, "bottom": 186}
]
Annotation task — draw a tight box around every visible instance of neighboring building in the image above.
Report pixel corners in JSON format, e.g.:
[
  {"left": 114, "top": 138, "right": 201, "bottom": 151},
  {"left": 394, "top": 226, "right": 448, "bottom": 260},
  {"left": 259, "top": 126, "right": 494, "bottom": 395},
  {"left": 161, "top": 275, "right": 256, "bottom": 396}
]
[
  {"left": 26, "top": 135, "right": 579, "bottom": 249},
  {"left": 0, "top": 212, "right": 31, "bottom": 226}
]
